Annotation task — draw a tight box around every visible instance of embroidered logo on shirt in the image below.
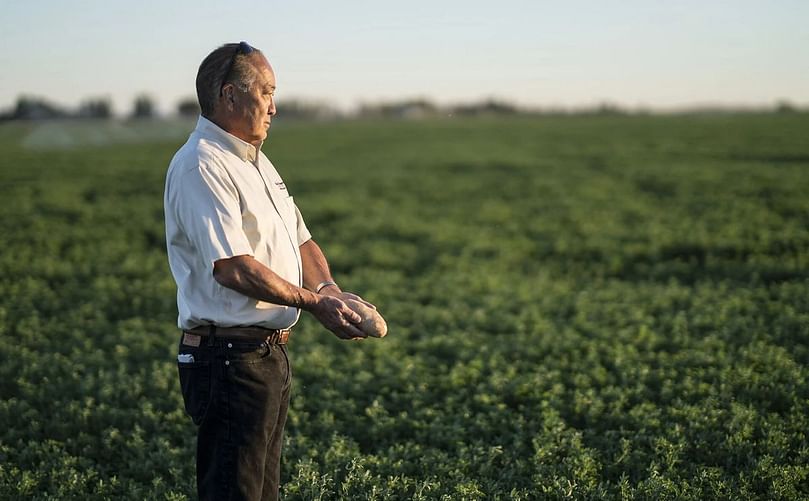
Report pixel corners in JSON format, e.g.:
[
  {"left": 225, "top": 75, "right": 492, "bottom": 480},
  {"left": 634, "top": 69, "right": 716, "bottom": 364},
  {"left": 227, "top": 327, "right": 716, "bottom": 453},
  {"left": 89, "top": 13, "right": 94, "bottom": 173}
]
[{"left": 275, "top": 181, "right": 287, "bottom": 191}]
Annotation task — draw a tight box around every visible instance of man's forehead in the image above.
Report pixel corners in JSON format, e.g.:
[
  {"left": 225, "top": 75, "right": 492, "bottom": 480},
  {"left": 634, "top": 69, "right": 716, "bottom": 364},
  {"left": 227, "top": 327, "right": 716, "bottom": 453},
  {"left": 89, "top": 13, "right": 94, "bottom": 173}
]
[
  {"left": 258, "top": 74, "right": 276, "bottom": 90},
  {"left": 253, "top": 58, "right": 276, "bottom": 89}
]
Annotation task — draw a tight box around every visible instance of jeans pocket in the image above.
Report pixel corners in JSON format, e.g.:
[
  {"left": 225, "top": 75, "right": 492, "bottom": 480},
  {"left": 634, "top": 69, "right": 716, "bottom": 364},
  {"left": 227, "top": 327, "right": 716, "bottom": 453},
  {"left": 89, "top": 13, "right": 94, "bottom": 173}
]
[
  {"left": 227, "top": 340, "right": 272, "bottom": 363},
  {"left": 177, "top": 359, "right": 211, "bottom": 425}
]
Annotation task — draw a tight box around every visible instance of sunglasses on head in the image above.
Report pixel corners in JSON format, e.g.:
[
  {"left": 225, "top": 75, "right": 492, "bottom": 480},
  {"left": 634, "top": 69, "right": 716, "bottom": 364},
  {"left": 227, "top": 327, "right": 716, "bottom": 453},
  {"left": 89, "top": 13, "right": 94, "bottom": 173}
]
[{"left": 220, "top": 41, "right": 255, "bottom": 96}]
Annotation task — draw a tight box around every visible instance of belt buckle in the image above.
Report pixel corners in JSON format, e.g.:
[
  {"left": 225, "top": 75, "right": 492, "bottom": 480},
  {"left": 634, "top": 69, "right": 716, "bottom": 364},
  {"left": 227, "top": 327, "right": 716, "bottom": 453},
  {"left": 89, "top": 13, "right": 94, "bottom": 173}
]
[{"left": 268, "top": 329, "right": 290, "bottom": 345}]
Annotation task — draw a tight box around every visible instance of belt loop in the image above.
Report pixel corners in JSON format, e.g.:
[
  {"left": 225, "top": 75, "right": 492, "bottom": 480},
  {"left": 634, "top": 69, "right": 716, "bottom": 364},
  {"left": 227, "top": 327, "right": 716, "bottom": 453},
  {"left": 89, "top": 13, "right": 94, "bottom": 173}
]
[{"left": 207, "top": 324, "right": 216, "bottom": 347}]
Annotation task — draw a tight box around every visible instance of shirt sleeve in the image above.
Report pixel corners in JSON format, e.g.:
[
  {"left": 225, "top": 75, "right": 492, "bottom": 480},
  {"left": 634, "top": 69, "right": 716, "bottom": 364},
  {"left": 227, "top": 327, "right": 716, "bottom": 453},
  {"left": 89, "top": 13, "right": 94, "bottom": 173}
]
[
  {"left": 291, "top": 197, "right": 312, "bottom": 245},
  {"left": 175, "top": 162, "right": 254, "bottom": 266}
]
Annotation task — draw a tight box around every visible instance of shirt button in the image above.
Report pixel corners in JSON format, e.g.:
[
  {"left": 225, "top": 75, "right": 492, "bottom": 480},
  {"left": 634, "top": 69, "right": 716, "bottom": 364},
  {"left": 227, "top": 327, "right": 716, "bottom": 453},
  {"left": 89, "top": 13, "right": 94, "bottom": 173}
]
[
  {"left": 227, "top": 342, "right": 233, "bottom": 348},
  {"left": 225, "top": 360, "right": 230, "bottom": 366}
]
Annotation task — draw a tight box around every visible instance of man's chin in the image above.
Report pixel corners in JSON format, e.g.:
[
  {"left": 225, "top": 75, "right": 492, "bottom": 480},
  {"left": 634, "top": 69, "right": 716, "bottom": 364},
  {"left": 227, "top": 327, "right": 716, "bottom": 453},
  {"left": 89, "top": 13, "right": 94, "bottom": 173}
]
[{"left": 247, "top": 130, "right": 268, "bottom": 148}]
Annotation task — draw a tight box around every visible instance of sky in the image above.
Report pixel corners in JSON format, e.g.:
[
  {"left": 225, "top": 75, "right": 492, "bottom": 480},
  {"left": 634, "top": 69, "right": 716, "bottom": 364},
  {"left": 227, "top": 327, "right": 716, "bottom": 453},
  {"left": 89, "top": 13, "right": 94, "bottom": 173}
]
[{"left": 2, "top": 0, "right": 808, "bottom": 115}]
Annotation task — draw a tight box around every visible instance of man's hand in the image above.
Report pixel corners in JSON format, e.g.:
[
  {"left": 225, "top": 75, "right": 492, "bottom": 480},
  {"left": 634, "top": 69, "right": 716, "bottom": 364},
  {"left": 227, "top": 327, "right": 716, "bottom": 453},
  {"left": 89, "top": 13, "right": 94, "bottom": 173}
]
[
  {"left": 339, "top": 291, "right": 377, "bottom": 311},
  {"left": 318, "top": 289, "right": 386, "bottom": 338},
  {"left": 319, "top": 289, "right": 377, "bottom": 311},
  {"left": 309, "top": 295, "right": 367, "bottom": 340}
]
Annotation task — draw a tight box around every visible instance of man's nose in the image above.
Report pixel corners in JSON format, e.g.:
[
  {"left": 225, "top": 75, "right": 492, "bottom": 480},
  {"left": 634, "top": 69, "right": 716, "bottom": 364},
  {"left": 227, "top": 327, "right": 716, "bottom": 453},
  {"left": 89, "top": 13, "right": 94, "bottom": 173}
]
[{"left": 268, "top": 99, "right": 276, "bottom": 116}]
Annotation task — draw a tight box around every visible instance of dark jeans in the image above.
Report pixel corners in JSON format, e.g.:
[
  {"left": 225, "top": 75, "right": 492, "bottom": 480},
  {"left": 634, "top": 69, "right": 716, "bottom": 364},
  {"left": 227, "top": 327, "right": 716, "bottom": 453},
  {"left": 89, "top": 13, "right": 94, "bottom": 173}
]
[{"left": 177, "top": 333, "right": 292, "bottom": 501}]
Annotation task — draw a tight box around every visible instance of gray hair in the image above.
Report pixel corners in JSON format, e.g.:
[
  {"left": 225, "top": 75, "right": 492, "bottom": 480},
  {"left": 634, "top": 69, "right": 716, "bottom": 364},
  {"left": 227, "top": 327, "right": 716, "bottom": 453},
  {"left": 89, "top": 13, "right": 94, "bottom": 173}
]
[{"left": 196, "top": 43, "right": 263, "bottom": 117}]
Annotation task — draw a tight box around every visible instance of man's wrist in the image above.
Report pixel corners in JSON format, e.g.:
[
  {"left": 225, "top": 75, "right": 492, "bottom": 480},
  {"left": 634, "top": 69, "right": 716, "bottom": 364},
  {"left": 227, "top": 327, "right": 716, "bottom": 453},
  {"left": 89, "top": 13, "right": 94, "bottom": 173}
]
[{"left": 315, "top": 280, "right": 339, "bottom": 294}]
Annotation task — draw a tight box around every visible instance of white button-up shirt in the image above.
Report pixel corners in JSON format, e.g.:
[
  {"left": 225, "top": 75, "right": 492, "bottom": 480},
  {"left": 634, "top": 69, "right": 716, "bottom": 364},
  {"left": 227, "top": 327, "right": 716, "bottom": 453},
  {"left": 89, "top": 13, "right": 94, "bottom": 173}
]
[{"left": 164, "top": 116, "right": 311, "bottom": 329}]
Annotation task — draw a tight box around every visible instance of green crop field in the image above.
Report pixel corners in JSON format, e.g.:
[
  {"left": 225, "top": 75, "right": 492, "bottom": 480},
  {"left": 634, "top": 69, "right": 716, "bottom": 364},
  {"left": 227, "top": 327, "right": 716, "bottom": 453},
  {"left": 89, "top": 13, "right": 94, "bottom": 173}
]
[{"left": 0, "top": 113, "right": 807, "bottom": 500}]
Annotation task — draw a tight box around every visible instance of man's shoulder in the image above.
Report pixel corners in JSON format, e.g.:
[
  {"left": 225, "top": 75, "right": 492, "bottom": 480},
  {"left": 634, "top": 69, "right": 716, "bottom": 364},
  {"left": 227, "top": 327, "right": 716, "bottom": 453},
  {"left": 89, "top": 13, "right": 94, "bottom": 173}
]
[{"left": 168, "top": 134, "right": 229, "bottom": 178}]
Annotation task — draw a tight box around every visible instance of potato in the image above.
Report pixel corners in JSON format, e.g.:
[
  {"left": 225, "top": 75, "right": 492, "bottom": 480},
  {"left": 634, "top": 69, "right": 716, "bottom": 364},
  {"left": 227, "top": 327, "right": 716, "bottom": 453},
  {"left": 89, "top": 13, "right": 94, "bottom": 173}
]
[{"left": 344, "top": 298, "right": 388, "bottom": 338}]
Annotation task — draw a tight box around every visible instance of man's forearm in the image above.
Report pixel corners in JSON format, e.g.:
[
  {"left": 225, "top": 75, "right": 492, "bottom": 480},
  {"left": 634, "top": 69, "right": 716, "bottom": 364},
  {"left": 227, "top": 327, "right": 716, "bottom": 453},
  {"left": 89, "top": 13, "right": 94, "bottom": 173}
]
[
  {"left": 213, "top": 253, "right": 365, "bottom": 339},
  {"left": 300, "top": 239, "right": 341, "bottom": 294},
  {"left": 213, "top": 255, "right": 320, "bottom": 310}
]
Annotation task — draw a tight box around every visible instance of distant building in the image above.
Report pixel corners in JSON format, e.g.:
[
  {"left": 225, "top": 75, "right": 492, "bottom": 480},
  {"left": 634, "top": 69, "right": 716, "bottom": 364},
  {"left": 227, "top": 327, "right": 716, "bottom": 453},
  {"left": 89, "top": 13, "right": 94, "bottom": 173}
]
[
  {"left": 358, "top": 99, "right": 438, "bottom": 119},
  {"left": 451, "top": 99, "right": 517, "bottom": 117}
]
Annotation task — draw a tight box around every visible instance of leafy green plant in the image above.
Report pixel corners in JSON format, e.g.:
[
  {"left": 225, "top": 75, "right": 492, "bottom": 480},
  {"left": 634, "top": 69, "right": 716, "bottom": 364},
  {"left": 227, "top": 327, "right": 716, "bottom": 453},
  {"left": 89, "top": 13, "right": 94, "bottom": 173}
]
[{"left": 0, "top": 113, "right": 807, "bottom": 499}]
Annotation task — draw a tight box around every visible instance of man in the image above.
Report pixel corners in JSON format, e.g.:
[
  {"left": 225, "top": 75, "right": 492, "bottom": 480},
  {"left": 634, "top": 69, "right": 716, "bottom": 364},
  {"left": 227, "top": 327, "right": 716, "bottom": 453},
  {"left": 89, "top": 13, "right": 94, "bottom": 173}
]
[{"left": 164, "top": 41, "right": 373, "bottom": 500}]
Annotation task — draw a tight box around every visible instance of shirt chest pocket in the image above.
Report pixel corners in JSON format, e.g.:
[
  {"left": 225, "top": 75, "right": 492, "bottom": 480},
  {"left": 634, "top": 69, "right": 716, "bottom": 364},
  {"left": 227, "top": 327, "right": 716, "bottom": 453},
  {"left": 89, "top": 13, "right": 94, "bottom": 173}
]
[
  {"left": 259, "top": 192, "right": 297, "bottom": 244},
  {"left": 238, "top": 187, "right": 289, "bottom": 245}
]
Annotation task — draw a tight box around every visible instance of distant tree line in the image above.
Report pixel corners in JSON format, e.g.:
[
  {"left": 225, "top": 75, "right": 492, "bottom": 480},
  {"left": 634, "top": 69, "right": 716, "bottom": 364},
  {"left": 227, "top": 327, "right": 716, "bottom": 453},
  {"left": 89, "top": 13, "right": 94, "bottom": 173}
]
[
  {"left": 0, "top": 95, "right": 202, "bottom": 121},
  {"left": 1, "top": 94, "right": 805, "bottom": 122}
]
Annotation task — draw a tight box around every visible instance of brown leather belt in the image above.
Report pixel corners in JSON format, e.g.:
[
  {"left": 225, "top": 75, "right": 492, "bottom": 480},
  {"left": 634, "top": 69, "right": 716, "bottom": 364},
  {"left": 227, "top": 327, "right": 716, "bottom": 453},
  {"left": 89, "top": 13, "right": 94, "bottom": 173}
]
[{"left": 184, "top": 325, "right": 292, "bottom": 345}]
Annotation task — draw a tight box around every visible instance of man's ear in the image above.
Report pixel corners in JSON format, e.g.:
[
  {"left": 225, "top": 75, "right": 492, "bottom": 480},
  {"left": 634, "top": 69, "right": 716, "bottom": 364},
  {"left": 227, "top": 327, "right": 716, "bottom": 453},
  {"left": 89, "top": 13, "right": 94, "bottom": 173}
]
[
  {"left": 221, "top": 83, "right": 236, "bottom": 103},
  {"left": 219, "top": 85, "right": 236, "bottom": 111}
]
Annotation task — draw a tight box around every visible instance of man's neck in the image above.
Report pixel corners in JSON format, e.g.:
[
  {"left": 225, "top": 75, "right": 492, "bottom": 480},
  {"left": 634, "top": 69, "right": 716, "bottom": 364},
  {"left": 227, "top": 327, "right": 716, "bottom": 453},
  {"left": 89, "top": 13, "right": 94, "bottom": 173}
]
[{"left": 204, "top": 114, "right": 262, "bottom": 151}]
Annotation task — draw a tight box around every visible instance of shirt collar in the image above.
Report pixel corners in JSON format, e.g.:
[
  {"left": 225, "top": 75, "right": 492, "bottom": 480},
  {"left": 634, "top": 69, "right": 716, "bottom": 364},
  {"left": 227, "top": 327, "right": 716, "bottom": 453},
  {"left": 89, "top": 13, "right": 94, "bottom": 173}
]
[{"left": 194, "top": 115, "right": 262, "bottom": 164}]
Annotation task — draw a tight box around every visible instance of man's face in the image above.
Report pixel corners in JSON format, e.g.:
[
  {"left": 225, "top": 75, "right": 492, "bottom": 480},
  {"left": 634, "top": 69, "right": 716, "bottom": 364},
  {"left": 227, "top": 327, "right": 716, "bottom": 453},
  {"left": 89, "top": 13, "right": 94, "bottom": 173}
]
[{"left": 228, "top": 55, "right": 277, "bottom": 147}]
